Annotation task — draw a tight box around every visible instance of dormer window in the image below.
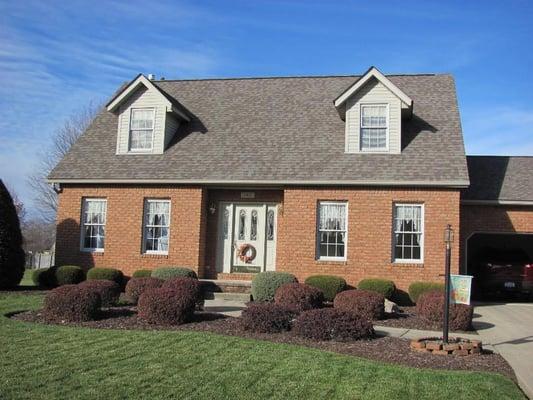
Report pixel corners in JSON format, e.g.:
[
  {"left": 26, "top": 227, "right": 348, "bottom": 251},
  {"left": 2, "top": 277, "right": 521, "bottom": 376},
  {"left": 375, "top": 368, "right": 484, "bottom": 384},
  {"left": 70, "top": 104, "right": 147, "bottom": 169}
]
[
  {"left": 129, "top": 108, "right": 155, "bottom": 152},
  {"left": 360, "top": 104, "right": 388, "bottom": 151}
]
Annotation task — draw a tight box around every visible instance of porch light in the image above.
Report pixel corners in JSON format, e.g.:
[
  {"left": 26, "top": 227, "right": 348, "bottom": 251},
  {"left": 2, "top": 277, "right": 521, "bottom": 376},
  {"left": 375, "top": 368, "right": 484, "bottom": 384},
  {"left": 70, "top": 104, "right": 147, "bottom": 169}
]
[
  {"left": 208, "top": 203, "right": 217, "bottom": 215},
  {"left": 444, "top": 224, "right": 454, "bottom": 246}
]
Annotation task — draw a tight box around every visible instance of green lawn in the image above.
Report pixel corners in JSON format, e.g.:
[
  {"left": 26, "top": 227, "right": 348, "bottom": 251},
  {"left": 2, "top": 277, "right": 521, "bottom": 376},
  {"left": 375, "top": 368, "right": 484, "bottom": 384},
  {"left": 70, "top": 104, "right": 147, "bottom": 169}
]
[
  {"left": 0, "top": 293, "right": 524, "bottom": 400},
  {"left": 19, "top": 269, "right": 36, "bottom": 286}
]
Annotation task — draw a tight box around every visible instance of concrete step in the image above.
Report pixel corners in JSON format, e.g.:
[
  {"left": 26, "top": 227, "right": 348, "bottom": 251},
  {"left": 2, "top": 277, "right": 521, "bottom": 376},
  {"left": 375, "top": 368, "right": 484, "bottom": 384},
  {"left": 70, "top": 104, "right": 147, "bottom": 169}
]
[
  {"left": 203, "top": 291, "right": 251, "bottom": 302},
  {"left": 200, "top": 279, "right": 252, "bottom": 294}
]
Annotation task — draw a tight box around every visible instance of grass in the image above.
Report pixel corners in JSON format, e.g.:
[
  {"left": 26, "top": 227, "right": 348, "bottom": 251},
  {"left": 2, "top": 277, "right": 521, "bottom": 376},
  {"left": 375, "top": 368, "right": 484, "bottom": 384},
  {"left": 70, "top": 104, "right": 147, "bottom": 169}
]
[
  {"left": 0, "top": 293, "right": 525, "bottom": 400},
  {"left": 19, "top": 269, "right": 36, "bottom": 286}
]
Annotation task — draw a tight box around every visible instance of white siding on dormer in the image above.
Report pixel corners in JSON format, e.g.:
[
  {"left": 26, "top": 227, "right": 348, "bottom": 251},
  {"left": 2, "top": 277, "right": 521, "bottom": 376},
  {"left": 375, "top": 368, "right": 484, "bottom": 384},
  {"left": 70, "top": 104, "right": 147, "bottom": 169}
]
[
  {"left": 116, "top": 85, "right": 169, "bottom": 155},
  {"left": 345, "top": 79, "right": 402, "bottom": 154},
  {"left": 164, "top": 113, "right": 181, "bottom": 148}
]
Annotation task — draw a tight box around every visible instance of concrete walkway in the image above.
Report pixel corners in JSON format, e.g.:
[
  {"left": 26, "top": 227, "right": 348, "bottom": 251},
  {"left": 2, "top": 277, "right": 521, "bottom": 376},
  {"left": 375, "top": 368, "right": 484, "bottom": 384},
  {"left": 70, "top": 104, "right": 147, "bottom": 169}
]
[{"left": 473, "top": 302, "right": 533, "bottom": 399}]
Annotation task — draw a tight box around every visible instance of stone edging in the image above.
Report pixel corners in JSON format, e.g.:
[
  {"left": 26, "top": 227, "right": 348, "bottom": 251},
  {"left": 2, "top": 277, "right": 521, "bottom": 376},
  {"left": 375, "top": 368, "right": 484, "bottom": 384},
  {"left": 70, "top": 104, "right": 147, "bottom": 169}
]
[{"left": 410, "top": 337, "right": 483, "bottom": 356}]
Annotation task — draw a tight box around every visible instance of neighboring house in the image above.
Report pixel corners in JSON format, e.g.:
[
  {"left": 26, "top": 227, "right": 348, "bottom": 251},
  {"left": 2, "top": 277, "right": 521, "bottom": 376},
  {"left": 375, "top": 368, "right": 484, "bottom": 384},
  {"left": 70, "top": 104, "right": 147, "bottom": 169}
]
[{"left": 48, "top": 67, "right": 533, "bottom": 290}]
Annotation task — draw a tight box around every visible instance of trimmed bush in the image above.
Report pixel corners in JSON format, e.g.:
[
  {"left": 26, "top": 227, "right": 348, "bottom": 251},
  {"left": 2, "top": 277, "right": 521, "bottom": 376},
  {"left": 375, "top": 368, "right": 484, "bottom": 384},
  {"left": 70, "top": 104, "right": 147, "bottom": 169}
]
[
  {"left": 293, "top": 308, "right": 374, "bottom": 341},
  {"left": 132, "top": 269, "right": 152, "bottom": 278},
  {"left": 333, "top": 289, "right": 385, "bottom": 320},
  {"left": 241, "top": 303, "right": 296, "bottom": 333},
  {"left": 125, "top": 277, "right": 164, "bottom": 304},
  {"left": 55, "top": 265, "right": 85, "bottom": 286},
  {"left": 357, "top": 278, "right": 396, "bottom": 299},
  {"left": 416, "top": 290, "right": 473, "bottom": 331},
  {"left": 251, "top": 272, "right": 297, "bottom": 302},
  {"left": 138, "top": 287, "right": 196, "bottom": 325},
  {"left": 79, "top": 279, "right": 120, "bottom": 306},
  {"left": 304, "top": 275, "right": 346, "bottom": 302},
  {"left": 86, "top": 268, "right": 124, "bottom": 285},
  {"left": 408, "top": 281, "right": 445, "bottom": 304},
  {"left": 0, "top": 180, "right": 25, "bottom": 288},
  {"left": 151, "top": 267, "right": 198, "bottom": 280},
  {"left": 42, "top": 285, "right": 101, "bottom": 322},
  {"left": 161, "top": 277, "right": 201, "bottom": 301},
  {"left": 32, "top": 267, "right": 58, "bottom": 288},
  {"left": 274, "top": 283, "right": 323, "bottom": 312}
]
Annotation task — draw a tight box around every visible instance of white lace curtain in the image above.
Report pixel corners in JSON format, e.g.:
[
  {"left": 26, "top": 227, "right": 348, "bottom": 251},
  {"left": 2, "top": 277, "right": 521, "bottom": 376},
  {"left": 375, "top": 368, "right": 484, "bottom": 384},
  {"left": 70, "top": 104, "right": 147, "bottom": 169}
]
[{"left": 319, "top": 203, "right": 346, "bottom": 231}]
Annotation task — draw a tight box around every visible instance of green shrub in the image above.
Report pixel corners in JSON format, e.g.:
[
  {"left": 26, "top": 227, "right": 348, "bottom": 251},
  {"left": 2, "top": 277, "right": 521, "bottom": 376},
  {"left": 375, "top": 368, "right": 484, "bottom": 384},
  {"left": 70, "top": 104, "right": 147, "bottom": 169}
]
[
  {"left": 55, "top": 265, "right": 85, "bottom": 285},
  {"left": 408, "top": 281, "right": 445, "bottom": 304},
  {"left": 251, "top": 271, "right": 297, "bottom": 302},
  {"left": 151, "top": 267, "right": 197, "bottom": 280},
  {"left": 304, "top": 275, "right": 346, "bottom": 302},
  {"left": 32, "top": 267, "right": 58, "bottom": 288},
  {"left": 357, "top": 278, "right": 395, "bottom": 299},
  {"left": 0, "top": 180, "right": 25, "bottom": 288},
  {"left": 132, "top": 269, "right": 153, "bottom": 278},
  {"left": 86, "top": 268, "right": 124, "bottom": 285}
]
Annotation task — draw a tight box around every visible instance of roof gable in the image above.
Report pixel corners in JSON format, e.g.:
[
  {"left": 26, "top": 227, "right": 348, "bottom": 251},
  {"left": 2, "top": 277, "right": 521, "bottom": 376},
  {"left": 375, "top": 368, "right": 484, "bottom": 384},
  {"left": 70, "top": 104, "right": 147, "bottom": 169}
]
[{"left": 334, "top": 67, "right": 413, "bottom": 110}]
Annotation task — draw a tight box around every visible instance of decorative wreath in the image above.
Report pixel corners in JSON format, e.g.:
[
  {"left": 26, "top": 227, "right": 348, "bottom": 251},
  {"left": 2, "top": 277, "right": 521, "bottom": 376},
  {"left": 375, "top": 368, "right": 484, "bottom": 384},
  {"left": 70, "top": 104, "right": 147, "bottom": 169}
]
[{"left": 236, "top": 243, "right": 257, "bottom": 264}]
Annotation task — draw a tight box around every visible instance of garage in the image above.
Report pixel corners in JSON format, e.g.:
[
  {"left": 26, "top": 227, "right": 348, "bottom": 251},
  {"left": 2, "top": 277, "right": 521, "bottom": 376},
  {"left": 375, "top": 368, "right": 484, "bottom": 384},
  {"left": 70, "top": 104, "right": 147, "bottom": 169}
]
[{"left": 466, "top": 232, "right": 533, "bottom": 300}]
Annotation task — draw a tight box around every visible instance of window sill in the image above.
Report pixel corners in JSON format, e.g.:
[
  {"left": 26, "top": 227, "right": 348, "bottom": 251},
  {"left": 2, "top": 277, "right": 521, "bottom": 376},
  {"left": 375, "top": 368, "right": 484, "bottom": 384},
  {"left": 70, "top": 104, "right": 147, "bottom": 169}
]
[
  {"left": 80, "top": 249, "right": 105, "bottom": 256},
  {"left": 316, "top": 259, "right": 348, "bottom": 266},
  {"left": 141, "top": 253, "right": 169, "bottom": 259},
  {"left": 392, "top": 261, "right": 424, "bottom": 267}
]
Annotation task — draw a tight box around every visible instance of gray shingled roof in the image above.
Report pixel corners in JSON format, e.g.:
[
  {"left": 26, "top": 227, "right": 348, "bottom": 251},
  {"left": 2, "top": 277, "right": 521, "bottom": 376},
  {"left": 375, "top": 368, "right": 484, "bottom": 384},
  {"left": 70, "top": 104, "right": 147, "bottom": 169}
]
[
  {"left": 463, "top": 156, "right": 533, "bottom": 202},
  {"left": 49, "top": 74, "right": 469, "bottom": 186}
]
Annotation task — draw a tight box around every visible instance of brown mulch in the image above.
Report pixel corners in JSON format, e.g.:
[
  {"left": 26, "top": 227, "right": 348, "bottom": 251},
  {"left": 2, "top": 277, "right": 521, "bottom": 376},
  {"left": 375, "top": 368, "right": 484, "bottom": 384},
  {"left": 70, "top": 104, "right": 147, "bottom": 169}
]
[
  {"left": 376, "top": 307, "right": 475, "bottom": 333},
  {"left": 11, "top": 307, "right": 515, "bottom": 381}
]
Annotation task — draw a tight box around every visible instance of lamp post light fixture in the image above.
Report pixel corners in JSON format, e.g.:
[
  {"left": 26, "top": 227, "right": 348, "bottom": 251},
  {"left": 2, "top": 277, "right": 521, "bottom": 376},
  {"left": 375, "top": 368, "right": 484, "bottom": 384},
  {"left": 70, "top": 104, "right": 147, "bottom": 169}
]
[{"left": 443, "top": 224, "right": 454, "bottom": 344}]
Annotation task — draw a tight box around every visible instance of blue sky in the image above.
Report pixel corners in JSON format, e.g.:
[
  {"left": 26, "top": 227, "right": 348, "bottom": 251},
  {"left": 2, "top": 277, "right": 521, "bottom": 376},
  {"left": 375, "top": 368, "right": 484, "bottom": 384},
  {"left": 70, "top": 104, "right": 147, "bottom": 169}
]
[{"left": 1, "top": 0, "right": 532, "bottom": 212}]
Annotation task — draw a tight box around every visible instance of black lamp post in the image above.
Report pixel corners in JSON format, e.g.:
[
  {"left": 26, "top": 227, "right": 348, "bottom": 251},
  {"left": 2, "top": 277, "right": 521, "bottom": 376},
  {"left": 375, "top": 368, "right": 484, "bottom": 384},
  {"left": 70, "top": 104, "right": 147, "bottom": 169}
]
[{"left": 443, "top": 224, "right": 454, "bottom": 344}]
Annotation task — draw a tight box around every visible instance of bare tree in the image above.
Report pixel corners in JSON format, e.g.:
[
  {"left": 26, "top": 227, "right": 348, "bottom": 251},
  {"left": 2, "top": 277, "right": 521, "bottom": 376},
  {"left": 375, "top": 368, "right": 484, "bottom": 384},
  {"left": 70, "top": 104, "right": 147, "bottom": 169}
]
[
  {"left": 28, "top": 102, "right": 101, "bottom": 223},
  {"left": 6, "top": 184, "right": 26, "bottom": 226}
]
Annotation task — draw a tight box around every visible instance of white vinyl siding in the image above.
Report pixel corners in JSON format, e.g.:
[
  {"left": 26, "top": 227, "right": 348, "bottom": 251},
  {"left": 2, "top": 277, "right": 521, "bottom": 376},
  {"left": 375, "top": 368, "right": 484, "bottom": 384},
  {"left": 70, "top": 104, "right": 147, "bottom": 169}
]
[
  {"left": 345, "top": 79, "right": 401, "bottom": 154},
  {"left": 143, "top": 199, "right": 171, "bottom": 254},
  {"left": 116, "top": 85, "right": 167, "bottom": 154},
  {"left": 164, "top": 113, "right": 181, "bottom": 148},
  {"left": 317, "top": 202, "right": 348, "bottom": 261},
  {"left": 80, "top": 199, "right": 107, "bottom": 252},
  {"left": 393, "top": 204, "right": 424, "bottom": 263}
]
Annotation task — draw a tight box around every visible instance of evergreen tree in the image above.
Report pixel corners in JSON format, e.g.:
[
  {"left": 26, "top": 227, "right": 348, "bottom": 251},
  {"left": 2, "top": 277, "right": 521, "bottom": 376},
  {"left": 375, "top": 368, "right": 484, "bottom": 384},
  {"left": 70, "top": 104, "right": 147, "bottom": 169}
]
[{"left": 0, "top": 180, "right": 25, "bottom": 288}]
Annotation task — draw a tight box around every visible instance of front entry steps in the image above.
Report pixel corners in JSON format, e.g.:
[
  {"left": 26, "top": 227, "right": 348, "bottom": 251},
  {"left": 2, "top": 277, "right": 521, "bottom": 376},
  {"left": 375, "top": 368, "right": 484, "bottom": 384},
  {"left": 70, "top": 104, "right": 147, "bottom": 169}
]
[{"left": 200, "top": 279, "right": 252, "bottom": 302}]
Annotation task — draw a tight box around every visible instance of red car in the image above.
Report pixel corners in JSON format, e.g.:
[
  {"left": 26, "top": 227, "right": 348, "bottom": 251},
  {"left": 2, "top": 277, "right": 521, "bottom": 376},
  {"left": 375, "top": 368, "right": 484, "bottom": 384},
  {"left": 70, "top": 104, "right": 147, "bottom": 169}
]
[{"left": 475, "top": 248, "right": 533, "bottom": 299}]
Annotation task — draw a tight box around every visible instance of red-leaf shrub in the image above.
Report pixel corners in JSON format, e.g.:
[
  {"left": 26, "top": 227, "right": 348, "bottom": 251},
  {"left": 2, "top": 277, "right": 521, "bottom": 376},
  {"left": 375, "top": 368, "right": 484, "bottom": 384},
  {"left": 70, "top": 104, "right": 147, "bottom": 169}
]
[
  {"left": 416, "top": 290, "right": 473, "bottom": 331},
  {"left": 241, "top": 303, "right": 297, "bottom": 333},
  {"left": 43, "top": 285, "right": 101, "bottom": 322},
  {"left": 333, "top": 289, "right": 385, "bottom": 320},
  {"left": 161, "top": 277, "right": 201, "bottom": 301},
  {"left": 79, "top": 279, "right": 120, "bottom": 306},
  {"left": 293, "top": 308, "right": 374, "bottom": 341},
  {"left": 137, "top": 287, "right": 196, "bottom": 325},
  {"left": 274, "top": 283, "right": 323, "bottom": 312},
  {"left": 125, "top": 277, "right": 164, "bottom": 304}
]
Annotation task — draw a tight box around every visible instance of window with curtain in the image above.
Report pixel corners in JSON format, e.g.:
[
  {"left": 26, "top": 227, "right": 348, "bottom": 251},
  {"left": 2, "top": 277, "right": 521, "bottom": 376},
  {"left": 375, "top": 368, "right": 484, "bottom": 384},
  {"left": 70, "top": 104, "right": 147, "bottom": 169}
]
[
  {"left": 81, "top": 199, "right": 107, "bottom": 251},
  {"left": 360, "top": 104, "right": 388, "bottom": 151},
  {"left": 143, "top": 199, "right": 170, "bottom": 253},
  {"left": 393, "top": 204, "right": 424, "bottom": 262},
  {"left": 129, "top": 108, "right": 155, "bottom": 151},
  {"left": 317, "top": 202, "right": 347, "bottom": 260}
]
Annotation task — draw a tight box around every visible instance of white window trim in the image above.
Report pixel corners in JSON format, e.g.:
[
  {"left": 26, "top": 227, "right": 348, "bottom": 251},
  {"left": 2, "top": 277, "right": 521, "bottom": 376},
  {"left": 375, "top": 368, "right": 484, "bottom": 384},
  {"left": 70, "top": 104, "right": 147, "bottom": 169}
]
[
  {"left": 80, "top": 198, "right": 107, "bottom": 253},
  {"left": 359, "top": 103, "right": 389, "bottom": 152},
  {"left": 392, "top": 203, "right": 424, "bottom": 264},
  {"left": 128, "top": 107, "right": 155, "bottom": 153},
  {"left": 142, "top": 199, "right": 171, "bottom": 255},
  {"left": 316, "top": 201, "right": 348, "bottom": 262}
]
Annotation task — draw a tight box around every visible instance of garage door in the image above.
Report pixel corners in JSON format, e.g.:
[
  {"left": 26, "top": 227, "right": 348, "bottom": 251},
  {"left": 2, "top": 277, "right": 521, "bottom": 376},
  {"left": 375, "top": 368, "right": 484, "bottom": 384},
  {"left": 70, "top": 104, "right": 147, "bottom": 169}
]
[{"left": 466, "top": 233, "right": 533, "bottom": 300}]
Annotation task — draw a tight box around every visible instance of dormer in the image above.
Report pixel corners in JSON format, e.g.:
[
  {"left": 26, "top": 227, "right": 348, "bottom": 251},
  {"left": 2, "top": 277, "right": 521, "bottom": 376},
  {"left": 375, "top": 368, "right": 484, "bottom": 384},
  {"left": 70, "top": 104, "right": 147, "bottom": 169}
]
[
  {"left": 334, "top": 67, "right": 413, "bottom": 154},
  {"left": 106, "top": 74, "right": 191, "bottom": 155}
]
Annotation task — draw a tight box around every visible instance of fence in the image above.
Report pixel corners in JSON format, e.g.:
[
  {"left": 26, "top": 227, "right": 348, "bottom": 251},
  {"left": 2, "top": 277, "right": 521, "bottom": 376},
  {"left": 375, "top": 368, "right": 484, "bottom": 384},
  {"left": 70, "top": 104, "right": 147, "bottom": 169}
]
[{"left": 25, "top": 251, "right": 55, "bottom": 269}]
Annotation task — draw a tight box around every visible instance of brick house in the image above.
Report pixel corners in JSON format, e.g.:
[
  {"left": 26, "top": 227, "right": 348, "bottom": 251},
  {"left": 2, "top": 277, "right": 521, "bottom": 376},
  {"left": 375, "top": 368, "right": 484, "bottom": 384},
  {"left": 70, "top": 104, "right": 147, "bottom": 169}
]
[{"left": 48, "top": 67, "right": 533, "bottom": 290}]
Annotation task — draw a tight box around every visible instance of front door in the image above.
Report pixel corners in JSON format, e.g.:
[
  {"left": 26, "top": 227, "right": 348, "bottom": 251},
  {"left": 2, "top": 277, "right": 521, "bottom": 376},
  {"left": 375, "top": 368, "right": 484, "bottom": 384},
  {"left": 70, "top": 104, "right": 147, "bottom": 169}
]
[{"left": 216, "top": 203, "right": 277, "bottom": 273}]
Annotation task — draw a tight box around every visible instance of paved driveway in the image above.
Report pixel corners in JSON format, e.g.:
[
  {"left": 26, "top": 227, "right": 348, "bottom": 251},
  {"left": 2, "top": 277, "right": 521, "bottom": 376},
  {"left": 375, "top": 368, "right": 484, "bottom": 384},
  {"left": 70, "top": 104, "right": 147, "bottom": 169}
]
[{"left": 473, "top": 303, "right": 533, "bottom": 398}]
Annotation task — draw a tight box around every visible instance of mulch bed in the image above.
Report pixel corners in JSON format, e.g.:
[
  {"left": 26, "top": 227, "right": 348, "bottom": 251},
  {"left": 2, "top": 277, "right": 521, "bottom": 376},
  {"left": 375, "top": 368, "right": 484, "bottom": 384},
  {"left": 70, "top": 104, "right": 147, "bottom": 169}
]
[
  {"left": 376, "top": 307, "right": 475, "bottom": 334},
  {"left": 11, "top": 306, "right": 514, "bottom": 381}
]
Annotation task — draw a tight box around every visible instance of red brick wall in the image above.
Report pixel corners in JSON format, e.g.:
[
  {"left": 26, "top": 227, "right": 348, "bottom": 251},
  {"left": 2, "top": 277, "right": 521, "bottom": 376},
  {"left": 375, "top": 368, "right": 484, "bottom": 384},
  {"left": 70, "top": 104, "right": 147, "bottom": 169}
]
[
  {"left": 276, "top": 188, "right": 461, "bottom": 290},
  {"left": 55, "top": 185, "right": 207, "bottom": 277},
  {"left": 459, "top": 204, "right": 533, "bottom": 270}
]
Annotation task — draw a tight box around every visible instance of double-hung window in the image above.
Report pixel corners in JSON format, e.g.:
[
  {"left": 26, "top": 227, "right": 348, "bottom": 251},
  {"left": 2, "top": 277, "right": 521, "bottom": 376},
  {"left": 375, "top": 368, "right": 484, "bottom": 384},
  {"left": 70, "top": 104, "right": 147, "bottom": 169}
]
[
  {"left": 393, "top": 204, "right": 424, "bottom": 263},
  {"left": 360, "top": 104, "right": 388, "bottom": 151},
  {"left": 81, "top": 198, "right": 107, "bottom": 251},
  {"left": 143, "top": 199, "right": 170, "bottom": 254},
  {"left": 129, "top": 108, "right": 155, "bottom": 152},
  {"left": 317, "top": 202, "right": 347, "bottom": 260}
]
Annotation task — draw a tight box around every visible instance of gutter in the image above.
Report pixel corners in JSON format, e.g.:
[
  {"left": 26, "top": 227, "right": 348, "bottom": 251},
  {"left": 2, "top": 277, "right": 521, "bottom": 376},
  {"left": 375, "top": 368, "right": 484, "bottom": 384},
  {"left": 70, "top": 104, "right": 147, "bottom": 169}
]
[{"left": 461, "top": 199, "right": 533, "bottom": 206}]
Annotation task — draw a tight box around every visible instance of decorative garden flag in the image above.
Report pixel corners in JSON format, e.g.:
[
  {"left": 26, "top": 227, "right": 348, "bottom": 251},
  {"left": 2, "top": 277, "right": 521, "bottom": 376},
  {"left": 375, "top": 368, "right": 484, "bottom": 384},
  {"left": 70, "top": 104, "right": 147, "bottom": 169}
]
[{"left": 450, "top": 274, "right": 473, "bottom": 305}]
